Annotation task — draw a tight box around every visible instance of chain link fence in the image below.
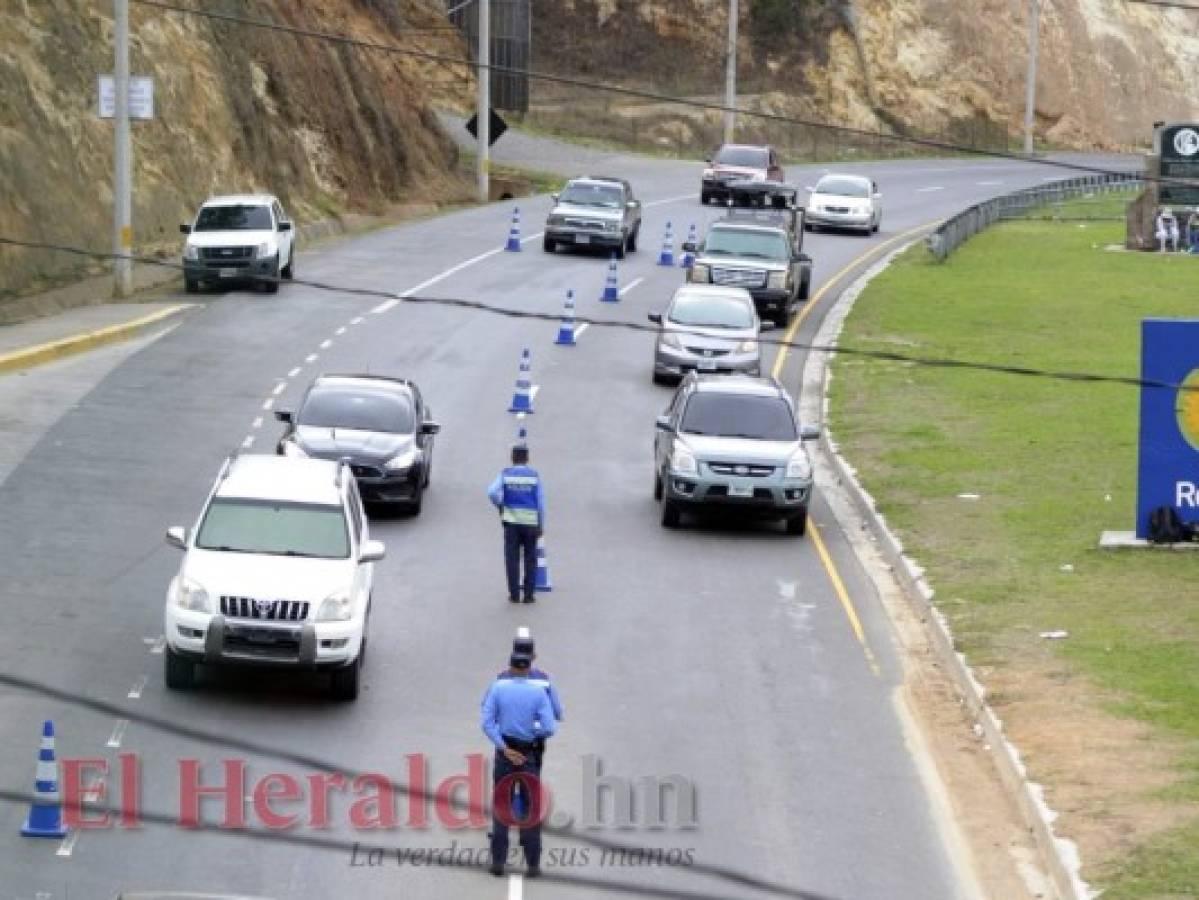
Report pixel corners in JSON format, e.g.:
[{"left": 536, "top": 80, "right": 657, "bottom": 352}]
[{"left": 926, "top": 173, "right": 1144, "bottom": 262}]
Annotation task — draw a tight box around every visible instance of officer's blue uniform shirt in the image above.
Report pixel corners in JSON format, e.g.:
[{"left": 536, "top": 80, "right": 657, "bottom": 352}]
[
  {"left": 487, "top": 465, "right": 546, "bottom": 527},
  {"left": 496, "top": 667, "right": 563, "bottom": 721},
  {"left": 481, "top": 676, "right": 557, "bottom": 750}
]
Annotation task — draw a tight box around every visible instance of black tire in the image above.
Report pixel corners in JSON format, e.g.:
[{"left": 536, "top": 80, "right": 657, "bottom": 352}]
[
  {"left": 773, "top": 306, "right": 792, "bottom": 329},
  {"left": 614, "top": 238, "right": 627, "bottom": 261},
  {"left": 660, "top": 498, "right": 681, "bottom": 528},
  {"left": 262, "top": 267, "right": 280, "bottom": 294},
  {"left": 281, "top": 252, "right": 294, "bottom": 279},
  {"left": 184, "top": 278, "right": 200, "bottom": 294},
  {"left": 785, "top": 508, "right": 808, "bottom": 536},
  {"left": 542, "top": 235, "right": 556, "bottom": 253},
  {"left": 701, "top": 191, "right": 711, "bottom": 205},
  {"left": 627, "top": 227, "right": 638, "bottom": 253},
  {"left": 654, "top": 471, "right": 663, "bottom": 501},
  {"left": 652, "top": 371, "right": 672, "bottom": 386},
  {"left": 799, "top": 275, "right": 811, "bottom": 301},
  {"left": 872, "top": 218, "right": 881, "bottom": 234},
  {"left": 330, "top": 655, "right": 361, "bottom": 701},
  {"left": 164, "top": 647, "right": 195, "bottom": 690},
  {"left": 406, "top": 487, "right": 424, "bottom": 517},
  {"left": 803, "top": 221, "right": 813, "bottom": 232}
]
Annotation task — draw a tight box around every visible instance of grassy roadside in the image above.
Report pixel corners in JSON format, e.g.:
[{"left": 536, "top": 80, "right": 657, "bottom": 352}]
[{"left": 828, "top": 201, "right": 1199, "bottom": 896}]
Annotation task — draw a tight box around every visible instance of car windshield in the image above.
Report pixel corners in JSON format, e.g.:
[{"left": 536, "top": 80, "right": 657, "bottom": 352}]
[
  {"left": 703, "top": 227, "right": 789, "bottom": 260},
  {"left": 194, "top": 204, "right": 274, "bottom": 231},
  {"left": 559, "top": 183, "right": 624, "bottom": 208},
  {"left": 298, "top": 388, "right": 415, "bottom": 433},
  {"left": 814, "top": 177, "right": 870, "bottom": 198},
  {"left": 669, "top": 293, "right": 754, "bottom": 329},
  {"left": 714, "top": 146, "right": 769, "bottom": 168},
  {"left": 196, "top": 498, "right": 350, "bottom": 559},
  {"left": 680, "top": 393, "right": 797, "bottom": 441}
]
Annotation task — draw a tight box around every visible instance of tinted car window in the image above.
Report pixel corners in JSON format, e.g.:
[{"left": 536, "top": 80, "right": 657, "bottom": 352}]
[
  {"left": 703, "top": 227, "right": 789, "bottom": 260},
  {"left": 680, "top": 393, "right": 797, "bottom": 441},
  {"left": 814, "top": 177, "right": 870, "bottom": 198},
  {"left": 560, "top": 183, "right": 624, "bottom": 208},
  {"left": 714, "top": 146, "right": 769, "bottom": 168},
  {"left": 669, "top": 293, "right": 754, "bottom": 329},
  {"left": 194, "top": 204, "right": 274, "bottom": 231},
  {"left": 299, "top": 388, "right": 415, "bottom": 433},
  {"left": 196, "top": 499, "right": 350, "bottom": 559}
]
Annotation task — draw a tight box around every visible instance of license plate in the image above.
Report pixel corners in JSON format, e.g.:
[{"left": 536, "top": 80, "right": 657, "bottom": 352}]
[
  {"left": 219, "top": 268, "right": 239, "bottom": 278},
  {"left": 237, "top": 628, "right": 279, "bottom": 644},
  {"left": 573, "top": 234, "right": 591, "bottom": 245},
  {"left": 697, "top": 359, "right": 717, "bottom": 371},
  {"left": 728, "top": 483, "right": 753, "bottom": 498}
]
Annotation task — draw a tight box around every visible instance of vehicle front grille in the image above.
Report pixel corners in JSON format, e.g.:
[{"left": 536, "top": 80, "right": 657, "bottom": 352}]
[
  {"left": 220, "top": 596, "right": 310, "bottom": 621},
  {"left": 223, "top": 631, "right": 301, "bottom": 659},
  {"left": 711, "top": 267, "right": 766, "bottom": 289},
  {"left": 708, "top": 462, "right": 776, "bottom": 477},
  {"left": 684, "top": 346, "right": 730, "bottom": 357},
  {"left": 563, "top": 218, "right": 607, "bottom": 231},
  {"left": 199, "top": 246, "right": 255, "bottom": 260},
  {"left": 351, "top": 464, "right": 385, "bottom": 479},
  {"left": 826, "top": 206, "right": 851, "bottom": 214}
]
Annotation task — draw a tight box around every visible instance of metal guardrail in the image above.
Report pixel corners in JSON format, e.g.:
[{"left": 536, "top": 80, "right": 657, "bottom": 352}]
[{"left": 926, "top": 172, "right": 1143, "bottom": 261}]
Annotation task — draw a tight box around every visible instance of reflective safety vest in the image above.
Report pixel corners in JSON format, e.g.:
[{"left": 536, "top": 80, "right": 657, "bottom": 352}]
[{"left": 500, "top": 465, "right": 541, "bottom": 526}]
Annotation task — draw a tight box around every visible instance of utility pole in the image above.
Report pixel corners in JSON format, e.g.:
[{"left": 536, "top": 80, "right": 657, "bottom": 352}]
[
  {"left": 724, "top": 0, "right": 738, "bottom": 143},
  {"left": 1023, "top": 0, "right": 1040, "bottom": 156},
  {"left": 476, "top": 0, "right": 490, "bottom": 203},
  {"left": 114, "top": 0, "right": 133, "bottom": 296}
]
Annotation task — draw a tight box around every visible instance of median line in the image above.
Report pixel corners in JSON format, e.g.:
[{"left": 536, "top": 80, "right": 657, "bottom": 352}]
[{"left": 0, "top": 304, "right": 192, "bottom": 377}]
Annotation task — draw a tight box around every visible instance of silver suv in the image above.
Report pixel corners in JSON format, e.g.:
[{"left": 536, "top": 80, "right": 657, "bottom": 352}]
[
  {"left": 653, "top": 374, "right": 819, "bottom": 535},
  {"left": 543, "top": 176, "right": 642, "bottom": 258}
]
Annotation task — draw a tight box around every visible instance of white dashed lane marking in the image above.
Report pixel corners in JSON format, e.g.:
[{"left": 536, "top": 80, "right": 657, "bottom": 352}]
[
  {"left": 336, "top": 326, "right": 346, "bottom": 336},
  {"left": 251, "top": 417, "right": 263, "bottom": 430},
  {"left": 287, "top": 367, "right": 301, "bottom": 378},
  {"left": 262, "top": 398, "right": 275, "bottom": 411},
  {"left": 56, "top": 831, "right": 79, "bottom": 858},
  {"left": 573, "top": 323, "right": 590, "bottom": 339},
  {"left": 126, "top": 676, "right": 147, "bottom": 700},
  {"left": 350, "top": 316, "right": 364, "bottom": 326},
  {"left": 507, "top": 873, "right": 523, "bottom": 900},
  {"left": 305, "top": 353, "right": 318, "bottom": 364},
  {"left": 319, "top": 339, "right": 332, "bottom": 350},
  {"left": 620, "top": 276, "right": 645, "bottom": 297},
  {"left": 372, "top": 299, "right": 399, "bottom": 314},
  {"left": 241, "top": 435, "right": 255, "bottom": 450},
  {"left": 977, "top": 180, "right": 1003, "bottom": 186},
  {"left": 916, "top": 186, "right": 945, "bottom": 193},
  {"left": 106, "top": 719, "right": 129, "bottom": 749},
  {"left": 271, "top": 382, "right": 287, "bottom": 397}
]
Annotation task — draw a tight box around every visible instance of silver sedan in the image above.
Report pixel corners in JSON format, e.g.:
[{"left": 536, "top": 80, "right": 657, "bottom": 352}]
[{"left": 649, "top": 284, "right": 774, "bottom": 385}]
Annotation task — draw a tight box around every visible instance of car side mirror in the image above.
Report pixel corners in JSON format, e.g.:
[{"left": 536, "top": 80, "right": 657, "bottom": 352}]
[
  {"left": 179, "top": 223, "right": 191, "bottom": 234},
  {"left": 626, "top": 201, "right": 638, "bottom": 209},
  {"left": 799, "top": 425, "right": 821, "bottom": 441},
  {"left": 277, "top": 221, "right": 292, "bottom": 232},
  {"left": 550, "top": 193, "right": 559, "bottom": 203},
  {"left": 759, "top": 321, "right": 776, "bottom": 332},
  {"left": 359, "top": 540, "right": 386, "bottom": 564},
  {"left": 648, "top": 312, "right": 663, "bottom": 324},
  {"left": 165, "top": 526, "right": 188, "bottom": 550},
  {"left": 274, "top": 410, "right": 294, "bottom": 424},
  {"left": 421, "top": 421, "right": 441, "bottom": 435},
  {"left": 682, "top": 241, "right": 697, "bottom": 253},
  {"left": 655, "top": 415, "right": 675, "bottom": 432}
]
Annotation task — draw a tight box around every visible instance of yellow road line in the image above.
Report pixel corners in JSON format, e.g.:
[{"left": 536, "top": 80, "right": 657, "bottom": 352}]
[
  {"left": 770, "top": 222, "right": 936, "bottom": 675},
  {"left": 0, "top": 304, "right": 192, "bottom": 376}
]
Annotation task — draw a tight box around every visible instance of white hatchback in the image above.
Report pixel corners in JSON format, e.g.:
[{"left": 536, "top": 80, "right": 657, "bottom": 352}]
[
  {"left": 805, "top": 174, "right": 882, "bottom": 235},
  {"left": 163, "top": 455, "right": 384, "bottom": 701}
]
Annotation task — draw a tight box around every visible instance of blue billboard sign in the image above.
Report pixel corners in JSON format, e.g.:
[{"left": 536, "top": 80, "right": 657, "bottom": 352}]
[{"left": 1137, "top": 319, "right": 1199, "bottom": 538}]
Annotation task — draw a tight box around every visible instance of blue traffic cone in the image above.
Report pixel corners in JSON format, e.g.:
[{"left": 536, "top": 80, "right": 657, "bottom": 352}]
[
  {"left": 505, "top": 207, "right": 522, "bottom": 252},
  {"left": 680, "top": 223, "right": 698, "bottom": 269},
  {"left": 534, "top": 537, "right": 553, "bottom": 592},
  {"left": 555, "top": 290, "right": 577, "bottom": 345},
  {"left": 657, "top": 221, "right": 675, "bottom": 267},
  {"left": 21, "top": 720, "right": 67, "bottom": 839},
  {"left": 508, "top": 349, "right": 534, "bottom": 414},
  {"left": 601, "top": 255, "right": 620, "bottom": 302}
]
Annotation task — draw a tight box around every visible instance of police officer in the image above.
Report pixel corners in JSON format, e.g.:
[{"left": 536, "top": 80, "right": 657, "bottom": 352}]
[
  {"left": 498, "top": 631, "right": 564, "bottom": 743},
  {"left": 481, "top": 652, "right": 557, "bottom": 878},
  {"left": 487, "top": 445, "right": 547, "bottom": 604}
]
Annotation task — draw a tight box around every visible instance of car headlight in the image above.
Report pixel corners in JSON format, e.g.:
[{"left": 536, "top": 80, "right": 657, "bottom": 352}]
[
  {"left": 690, "top": 263, "right": 711, "bottom": 282},
  {"left": 255, "top": 242, "right": 273, "bottom": 259},
  {"left": 281, "top": 439, "right": 307, "bottom": 458},
  {"left": 175, "top": 577, "right": 212, "bottom": 613},
  {"left": 752, "top": 171, "right": 768, "bottom": 182},
  {"left": 660, "top": 332, "right": 684, "bottom": 350},
  {"left": 670, "top": 445, "right": 698, "bottom": 476},
  {"left": 184, "top": 244, "right": 199, "bottom": 260},
  {"left": 385, "top": 448, "right": 418, "bottom": 471},
  {"left": 767, "top": 270, "right": 788, "bottom": 290},
  {"left": 317, "top": 591, "right": 353, "bottom": 622},
  {"left": 702, "top": 169, "right": 715, "bottom": 179},
  {"left": 785, "top": 452, "right": 812, "bottom": 480},
  {"left": 735, "top": 339, "right": 758, "bottom": 354},
  {"left": 603, "top": 219, "right": 621, "bottom": 233}
]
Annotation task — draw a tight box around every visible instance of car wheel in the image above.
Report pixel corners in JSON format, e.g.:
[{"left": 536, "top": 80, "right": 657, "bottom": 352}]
[
  {"left": 184, "top": 278, "right": 200, "bottom": 294},
  {"left": 281, "top": 250, "right": 294, "bottom": 279},
  {"left": 872, "top": 217, "right": 881, "bottom": 234},
  {"left": 614, "top": 238, "right": 627, "bottom": 261},
  {"left": 785, "top": 508, "right": 808, "bottom": 536},
  {"left": 330, "top": 656, "right": 361, "bottom": 701},
  {"left": 660, "top": 498, "right": 681, "bottom": 528},
  {"left": 542, "top": 235, "right": 556, "bottom": 253},
  {"left": 701, "top": 191, "right": 711, "bottom": 205},
  {"left": 654, "top": 471, "right": 663, "bottom": 501},
  {"left": 164, "top": 647, "right": 195, "bottom": 690},
  {"left": 262, "top": 265, "right": 280, "bottom": 294},
  {"left": 773, "top": 307, "right": 791, "bottom": 329},
  {"left": 799, "top": 275, "right": 811, "bottom": 301},
  {"left": 406, "top": 488, "right": 424, "bottom": 517},
  {"left": 627, "top": 227, "right": 638, "bottom": 253},
  {"left": 422, "top": 459, "right": 432, "bottom": 488}
]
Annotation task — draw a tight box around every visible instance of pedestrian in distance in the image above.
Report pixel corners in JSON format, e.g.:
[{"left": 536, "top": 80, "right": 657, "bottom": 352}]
[
  {"left": 1155, "top": 207, "right": 1175, "bottom": 253},
  {"left": 481, "top": 652, "right": 558, "bottom": 879},
  {"left": 1168, "top": 209, "right": 1181, "bottom": 252},
  {"left": 487, "top": 444, "right": 547, "bottom": 604},
  {"left": 1187, "top": 209, "right": 1199, "bottom": 252}
]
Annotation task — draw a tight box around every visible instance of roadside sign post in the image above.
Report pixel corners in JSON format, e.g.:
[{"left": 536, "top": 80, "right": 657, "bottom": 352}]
[{"left": 113, "top": 0, "right": 133, "bottom": 298}]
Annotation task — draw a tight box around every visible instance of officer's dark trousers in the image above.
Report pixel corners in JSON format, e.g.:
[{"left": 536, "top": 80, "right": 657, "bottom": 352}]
[
  {"left": 502, "top": 523, "right": 538, "bottom": 599},
  {"left": 490, "top": 743, "right": 543, "bottom": 870}
]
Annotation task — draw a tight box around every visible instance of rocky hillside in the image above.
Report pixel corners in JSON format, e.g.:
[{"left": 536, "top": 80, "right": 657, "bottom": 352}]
[
  {"left": 532, "top": 0, "right": 1199, "bottom": 151},
  {"left": 0, "top": 0, "right": 472, "bottom": 299}
]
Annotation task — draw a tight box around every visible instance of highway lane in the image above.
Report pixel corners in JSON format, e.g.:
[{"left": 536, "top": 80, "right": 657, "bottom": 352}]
[{"left": 0, "top": 137, "right": 1135, "bottom": 900}]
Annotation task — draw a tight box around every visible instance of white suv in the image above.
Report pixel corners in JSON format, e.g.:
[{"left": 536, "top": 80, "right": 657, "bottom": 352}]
[
  {"left": 180, "top": 194, "right": 295, "bottom": 294},
  {"left": 163, "top": 455, "right": 384, "bottom": 701}
]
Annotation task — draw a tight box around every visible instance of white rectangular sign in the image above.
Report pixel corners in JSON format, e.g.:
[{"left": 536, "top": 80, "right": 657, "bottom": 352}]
[{"left": 98, "top": 75, "right": 154, "bottom": 120}]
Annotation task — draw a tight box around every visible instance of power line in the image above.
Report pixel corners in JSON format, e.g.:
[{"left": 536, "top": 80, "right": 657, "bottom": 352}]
[
  {"left": 0, "top": 234, "right": 1193, "bottom": 394},
  {"left": 0, "top": 671, "right": 836, "bottom": 900},
  {"left": 1124, "top": 0, "right": 1199, "bottom": 9},
  {"left": 125, "top": 0, "right": 1176, "bottom": 186}
]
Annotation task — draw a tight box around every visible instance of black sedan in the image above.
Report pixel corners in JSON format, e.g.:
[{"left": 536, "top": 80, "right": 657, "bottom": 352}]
[{"left": 275, "top": 374, "right": 439, "bottom": 514}]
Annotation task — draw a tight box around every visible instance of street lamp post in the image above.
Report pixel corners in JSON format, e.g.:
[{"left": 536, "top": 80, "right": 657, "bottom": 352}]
[
  {"left": 1023, "top": 0, "right": 1040, "bottom": 156},
  {"left": 724, "top": 0, "right": 738, "bottom": 143}
]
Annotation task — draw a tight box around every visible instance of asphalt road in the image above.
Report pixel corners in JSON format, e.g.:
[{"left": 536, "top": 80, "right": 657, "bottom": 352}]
[{"left": 0, "top": 130, "right": 1135, "bottom": 900}]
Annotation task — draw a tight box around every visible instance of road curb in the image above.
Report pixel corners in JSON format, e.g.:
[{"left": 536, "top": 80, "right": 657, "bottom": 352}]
[
  {"left": 0, "top": 304, "right": 192, "bottom": 376},
  {"left": 799, "top": 241, "right": 1092, "bottom": 900}
]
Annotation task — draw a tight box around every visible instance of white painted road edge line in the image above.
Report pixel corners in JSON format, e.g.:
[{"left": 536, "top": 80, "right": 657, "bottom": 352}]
[
  {"left": 619, "top": 276, "right": 645, "bottom": 297},
  {"left": 916, "top": 186, "right": 945, "bottom": 193},
  {"left": 977, "top": 180, "right": 1003, "bottom": 186}
]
